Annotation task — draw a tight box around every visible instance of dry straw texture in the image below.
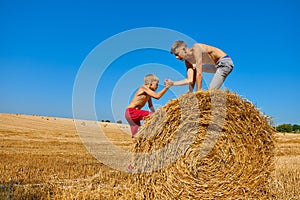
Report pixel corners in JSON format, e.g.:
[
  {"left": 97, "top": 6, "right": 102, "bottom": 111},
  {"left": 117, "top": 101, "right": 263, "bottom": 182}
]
[{"left": 127, "top": 90, "right": 275, "bottom": 199}]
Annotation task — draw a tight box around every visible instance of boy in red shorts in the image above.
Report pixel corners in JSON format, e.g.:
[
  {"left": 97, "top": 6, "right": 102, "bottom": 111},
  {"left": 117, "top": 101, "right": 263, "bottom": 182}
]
[{"left": 125, "top": 74, "right": 172, "bottom": 138}]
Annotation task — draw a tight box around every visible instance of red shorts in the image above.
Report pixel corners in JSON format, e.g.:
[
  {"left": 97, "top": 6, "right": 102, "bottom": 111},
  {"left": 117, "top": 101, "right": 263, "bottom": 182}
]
[{"left": 125, "top": 108, "right": 153, "bottom": 137}]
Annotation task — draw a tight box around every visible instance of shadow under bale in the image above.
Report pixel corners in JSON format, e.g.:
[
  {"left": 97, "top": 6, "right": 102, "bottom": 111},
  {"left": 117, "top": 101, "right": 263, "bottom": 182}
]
[{"left": 126, "top": 90, "right": 275, "bottom": 199}]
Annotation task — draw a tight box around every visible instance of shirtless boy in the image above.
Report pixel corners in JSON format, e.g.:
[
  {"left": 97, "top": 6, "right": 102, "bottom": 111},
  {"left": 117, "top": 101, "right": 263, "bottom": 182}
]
[
  {"left": 125, "top": 74, "right": 171, "bottom": 138},
  {"left": 169, "top": 40, "right": 234, "bottom": 91}
]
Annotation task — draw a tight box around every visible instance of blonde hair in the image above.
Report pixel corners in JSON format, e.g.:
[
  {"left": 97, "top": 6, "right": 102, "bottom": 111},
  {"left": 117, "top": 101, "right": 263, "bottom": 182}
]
[
  {"left": 144, "top": 74, "right": 159, "bottom": 85},
  {"left": 170, "top": 40, "right": 187, "bottom": 54}
]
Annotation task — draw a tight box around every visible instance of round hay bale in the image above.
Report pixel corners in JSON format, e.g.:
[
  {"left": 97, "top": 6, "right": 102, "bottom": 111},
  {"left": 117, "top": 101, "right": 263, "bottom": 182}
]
[{"left": 128, "top": 90, "right": 275, "bottom": 199}]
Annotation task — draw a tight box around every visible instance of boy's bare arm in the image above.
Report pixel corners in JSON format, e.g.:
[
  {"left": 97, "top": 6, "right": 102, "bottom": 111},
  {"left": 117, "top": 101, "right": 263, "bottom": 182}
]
[
  {"left": 172, "top": 66, "right": 194, "bottom": 86},
  {"left": 142, "top": 85, "right": 170, "bottom": 100},
  {"left": 193, "top": 45, "right": 203, "bottom": 91},
  {"left": 148, "top": 98, "right": 155, "bottom": 112}
]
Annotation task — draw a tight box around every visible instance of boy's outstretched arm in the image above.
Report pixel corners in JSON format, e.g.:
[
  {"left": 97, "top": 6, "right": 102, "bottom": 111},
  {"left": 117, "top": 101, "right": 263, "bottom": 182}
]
[
  {"left": 166, "top": 67, "right": 194, "bottom": 92},
  {"left": 142, "top": 85, "right": 170, "bottom": 100},
  {"left": 148, "top": 98, "right": 155, "bottom": 112}
]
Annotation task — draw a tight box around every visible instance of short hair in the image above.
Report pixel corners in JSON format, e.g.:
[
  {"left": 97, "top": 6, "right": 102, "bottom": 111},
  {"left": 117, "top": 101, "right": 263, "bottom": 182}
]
[
  {"left": 144, "top": 74, "right": 159, "bottom": 85},
  {"left": 170, "top": 40, "right": 187, "bottom": 54}
]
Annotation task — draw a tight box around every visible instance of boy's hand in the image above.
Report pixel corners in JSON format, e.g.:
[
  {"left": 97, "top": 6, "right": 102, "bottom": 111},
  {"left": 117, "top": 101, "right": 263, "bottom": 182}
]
[{"left": 164, "top": 79, "right": 173, "bottom": 88}]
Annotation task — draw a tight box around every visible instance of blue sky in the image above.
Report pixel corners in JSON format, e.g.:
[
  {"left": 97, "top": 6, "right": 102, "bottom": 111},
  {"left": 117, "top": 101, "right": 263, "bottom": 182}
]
[{"left": 1, "top": 0, "right": 299, "bottom": 125}]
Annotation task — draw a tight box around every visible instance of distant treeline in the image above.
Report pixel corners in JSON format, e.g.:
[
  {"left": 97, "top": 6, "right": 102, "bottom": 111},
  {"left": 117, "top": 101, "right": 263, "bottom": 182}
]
[
  {"left": 99, "top": 119, "right": 300, "bottom": 133},
  {"left": 276, "top": 124, "right": 300, "bottom": 133},
  {"left": 100, "top": 120, "right": 123, "bottom": 124}
]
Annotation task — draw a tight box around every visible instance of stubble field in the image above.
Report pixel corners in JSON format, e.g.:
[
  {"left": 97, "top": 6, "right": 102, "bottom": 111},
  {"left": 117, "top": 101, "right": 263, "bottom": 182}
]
[{"left": 0, "top": 113, "right": 299, "bottom": 199}]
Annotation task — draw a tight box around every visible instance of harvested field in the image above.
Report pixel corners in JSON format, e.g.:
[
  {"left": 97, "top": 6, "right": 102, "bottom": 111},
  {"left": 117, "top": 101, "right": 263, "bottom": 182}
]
[{"left": 0, "top": 91, "right": 299, "bottom": 199}]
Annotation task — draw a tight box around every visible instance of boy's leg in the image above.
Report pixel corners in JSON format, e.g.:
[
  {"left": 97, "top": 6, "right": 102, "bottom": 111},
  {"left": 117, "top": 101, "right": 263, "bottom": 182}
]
[
  {"left": 136, "top": 109, "right": 153, "bottom": 120},
  {"left": 125, "top": 108, "right": 153, "bottom": 137},
  {"left": 209, "top": 58, "right": 233, "bottom": 89},
  {"left": 209, "top": 70, "right": 226, "bottom": 89},
  {"left": 125, "top": 108, "right": 138, "bottom": 137},
  {"left": 130, "top": 110, "right": 152, "bottom": 137},
  {"left": 130, "top": 125, "right": 139, "bottom": 138}
]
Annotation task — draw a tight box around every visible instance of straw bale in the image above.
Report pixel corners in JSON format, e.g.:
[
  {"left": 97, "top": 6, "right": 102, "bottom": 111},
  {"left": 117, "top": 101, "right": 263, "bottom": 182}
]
[{"left": 126, "top": 90, "right": 275, "bottom": 199}]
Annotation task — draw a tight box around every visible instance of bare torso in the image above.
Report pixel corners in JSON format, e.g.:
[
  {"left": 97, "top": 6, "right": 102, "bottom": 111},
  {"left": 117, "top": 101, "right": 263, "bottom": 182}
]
[
  {"left": 127, "top": 86, "right": 150, "bottom": 109},
  {"left": 192, "top": 43, "right": 227, "bottom": 64}
]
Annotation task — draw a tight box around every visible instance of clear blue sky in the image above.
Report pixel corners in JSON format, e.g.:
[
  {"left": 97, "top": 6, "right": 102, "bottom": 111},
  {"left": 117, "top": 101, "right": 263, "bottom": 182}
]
[{"left": 1, "top": 0, "right": 299, "bottom": 125}]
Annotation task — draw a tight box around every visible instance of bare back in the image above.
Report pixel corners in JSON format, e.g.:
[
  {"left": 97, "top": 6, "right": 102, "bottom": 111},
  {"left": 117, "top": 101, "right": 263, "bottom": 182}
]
[
  {"left": 127, "top": 86, "right": 150, "bottom": 109},
  {"left": 194, "top": 43, "right": 226, "bottom": 64}
]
